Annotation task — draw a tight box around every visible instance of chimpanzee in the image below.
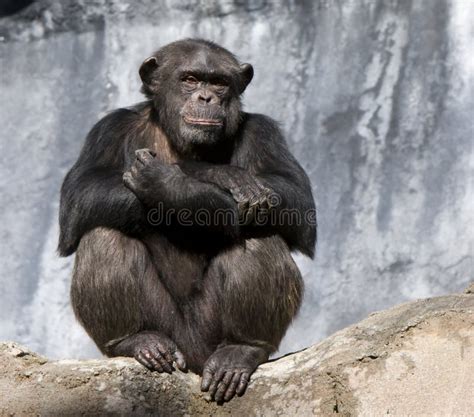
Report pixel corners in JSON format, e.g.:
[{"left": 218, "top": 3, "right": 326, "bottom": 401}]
[{"left": 58, "top": 39, "right": 316, "bottom": 403}]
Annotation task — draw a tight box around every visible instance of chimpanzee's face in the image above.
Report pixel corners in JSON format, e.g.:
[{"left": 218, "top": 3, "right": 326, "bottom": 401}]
[
  {"left": 170, "top": 49, "right": 238, "bottom": 146},
  {"left": 139, "top": 41, "right": 253, "bottom": 154}
]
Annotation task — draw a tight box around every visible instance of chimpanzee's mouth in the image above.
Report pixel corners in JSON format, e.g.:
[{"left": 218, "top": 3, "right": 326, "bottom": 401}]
[{"left": 183, "top": 116, "right": 223, "bottom": 126}]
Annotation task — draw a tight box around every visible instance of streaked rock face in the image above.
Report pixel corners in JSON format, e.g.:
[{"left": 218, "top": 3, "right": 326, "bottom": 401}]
[{"left": 0, "top": 0, "right": 472, "bottom": 359}]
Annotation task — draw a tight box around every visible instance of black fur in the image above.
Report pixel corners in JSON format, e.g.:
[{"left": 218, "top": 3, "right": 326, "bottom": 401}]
[{"left": 59, "top": 39, "right": 316, "bottom": 402}]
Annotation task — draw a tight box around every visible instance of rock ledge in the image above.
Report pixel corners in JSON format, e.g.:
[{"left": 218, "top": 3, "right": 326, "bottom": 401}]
[{"left": 1, "top": 293, "right": 473, "bottom": 416}]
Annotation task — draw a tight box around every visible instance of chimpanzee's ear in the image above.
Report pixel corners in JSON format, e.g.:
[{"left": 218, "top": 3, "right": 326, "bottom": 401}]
[
  {"left": 239, "top": 63, "right": 254, "bottom": 94},
  {"left": 139, "top": 56, "right": 159, "bottom": 86}
]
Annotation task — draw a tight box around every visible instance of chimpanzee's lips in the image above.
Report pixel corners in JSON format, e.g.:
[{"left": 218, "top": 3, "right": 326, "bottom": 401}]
[{"left": 183, "top": 116, "right": 223, "bottom": 126}]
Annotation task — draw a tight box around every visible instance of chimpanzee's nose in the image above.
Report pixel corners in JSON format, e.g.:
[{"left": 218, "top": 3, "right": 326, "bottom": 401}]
[{"left": 198, "top": 91, "right": 216, "bottom": 104}]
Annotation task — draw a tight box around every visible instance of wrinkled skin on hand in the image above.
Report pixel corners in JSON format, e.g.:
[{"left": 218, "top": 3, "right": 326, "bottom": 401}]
[
  {"left": 111, "top": 331, "right": 187, "bottom": 374},
  {"left": 200, "top": 344, "right": 268, "bottom": 403},
  {"left": 123, "top": 148, "right": 184, "bottom": 206},
  {"left": 179, "top": 162, "right": 276, "bottom": 225},
  {"left": 220, "top": 170, "right": 274, "bottom": 225}
]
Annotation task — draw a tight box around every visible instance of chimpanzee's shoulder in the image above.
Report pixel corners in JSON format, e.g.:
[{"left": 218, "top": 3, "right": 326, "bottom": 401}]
[
  {"left": 87, "top": 102, "right": 150, "bottom": 135},
  {"left": 239, "top": 112, "right": 285, "bottom": 147},
  {"left": 240, "top": 112, "right": 281, "bottom": 131}
]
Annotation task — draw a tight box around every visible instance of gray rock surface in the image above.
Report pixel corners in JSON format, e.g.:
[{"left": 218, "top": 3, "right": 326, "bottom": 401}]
[
  {"left": 0, "top": 0, "right": 473, "bottom": 359},
  {"left": 1, "top": 292, "right": 473, "bottom": 416}
]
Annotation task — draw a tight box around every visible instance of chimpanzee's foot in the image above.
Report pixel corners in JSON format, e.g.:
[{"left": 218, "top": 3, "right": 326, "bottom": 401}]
[
  {"left": 110, "top": 330, "right": 187, "bottom": 373},
  {"left": 201, "top": 344, "right": 268, "bottom": 402}
]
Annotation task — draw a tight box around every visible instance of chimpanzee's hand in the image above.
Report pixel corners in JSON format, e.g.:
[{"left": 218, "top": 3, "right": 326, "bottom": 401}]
[
  {"left": 109, "top": 331, "right": 187, "bottom": 374},
  {"left": 223, "top": 173, "right": 275, "bottom": 225},
  {"left": 185, "top": 165, "right": 275, "bottom": 225},
  {"left": 132, "top": 332, "right": 186, "bottom": 373},
  {"left": 201, "top": 344, "right": 268, "bottom": 403},
  {"left": 123, "top": 148, "right": 184, "bottom": 206},
  {"left": 178, "top": 161, "right": 276, "bottom": 225}
]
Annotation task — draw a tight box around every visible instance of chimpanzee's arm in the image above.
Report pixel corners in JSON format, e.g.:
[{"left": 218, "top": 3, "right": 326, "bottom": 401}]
[
  {"left": 180, "top": 114, "right": 317, "bottom": 258},
  {"left": 58, "top": 167, "right": 147, "bottom": 256},
  {"left": 244, "top": 114, "right": 316, "bottom": 258},
  {"left": 58, "top": 110, "right": 147, "bottom": 256},
  {"left": 59, "top": 110, "right": 241, "bottom": 256},
  {"left": 123, "top": 149, "right": 240, "bottom": 236}
]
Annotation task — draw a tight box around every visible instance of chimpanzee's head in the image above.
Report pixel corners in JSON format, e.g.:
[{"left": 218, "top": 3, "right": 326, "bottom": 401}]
[{"left": 139, "top": 39, "right": 253, "bottom": 154}]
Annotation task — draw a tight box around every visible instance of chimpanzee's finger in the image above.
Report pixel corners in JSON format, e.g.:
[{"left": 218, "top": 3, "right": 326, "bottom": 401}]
[
  {"left": 208, "top": 368, "right": 226, "bottom": 399},
  {"left": 201, "top": 368, "right": 213, "bottom": 391},
  {"left": 257, "top": 193, "right": 270, "bottom": 210},
  {"left": 135, "top": 148, "right": 156, "bottom": 164},
  {"left": 224, "top": 372, "right": 242, "bottom": 402},
  {"left": 243, "top": 204, "right": 256, "bottom": 226},
  {"left": 130, "top": 163, "right": 139, "bottom": 177},
  {"left": 173, "top": 349, "right": 187, "bottom": 371},
  {"left": 122, "top": 171, "right": 135, "bottom": 189},
  {"left": 136, "top": 351, "right": 163, "bottom": 372},
  {"left": 214, "top": 371, "right": 234, "bottom": 403},
  {"left": 236, "top": 372, "right": 250, "bottom": 396},
  {"left": 238, "top": 200, "right": 249, "bottom": 217},
  {"left": 161, "top": 348, "right": 174, "bottom": 365},
  {"left": 142, "top": 348, "right": 167, "bottom": 373},
  {"left": 151, "top": 345, "right": 173, "bottom": 373}
]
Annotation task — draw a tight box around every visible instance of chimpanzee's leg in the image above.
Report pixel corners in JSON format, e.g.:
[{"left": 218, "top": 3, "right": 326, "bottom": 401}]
[
  {"left": 71, "top": 227, "right": 186, "bottom": 372},
  {"left": 200, "top": 235, "right": 303, "bottom": 402}
]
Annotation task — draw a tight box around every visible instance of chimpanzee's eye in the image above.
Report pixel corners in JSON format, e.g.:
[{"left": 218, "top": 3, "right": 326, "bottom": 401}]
[
  {"left": 214, "top": 82, "right": 228, "bottom": 94},
  {"left": 183, "top": 75, "right": 198, "bottom": 84}
]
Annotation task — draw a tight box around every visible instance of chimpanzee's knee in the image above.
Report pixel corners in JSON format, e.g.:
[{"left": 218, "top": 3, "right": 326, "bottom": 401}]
[{"left": 209, "top": 235, "right": 303, "bottom": 352}]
